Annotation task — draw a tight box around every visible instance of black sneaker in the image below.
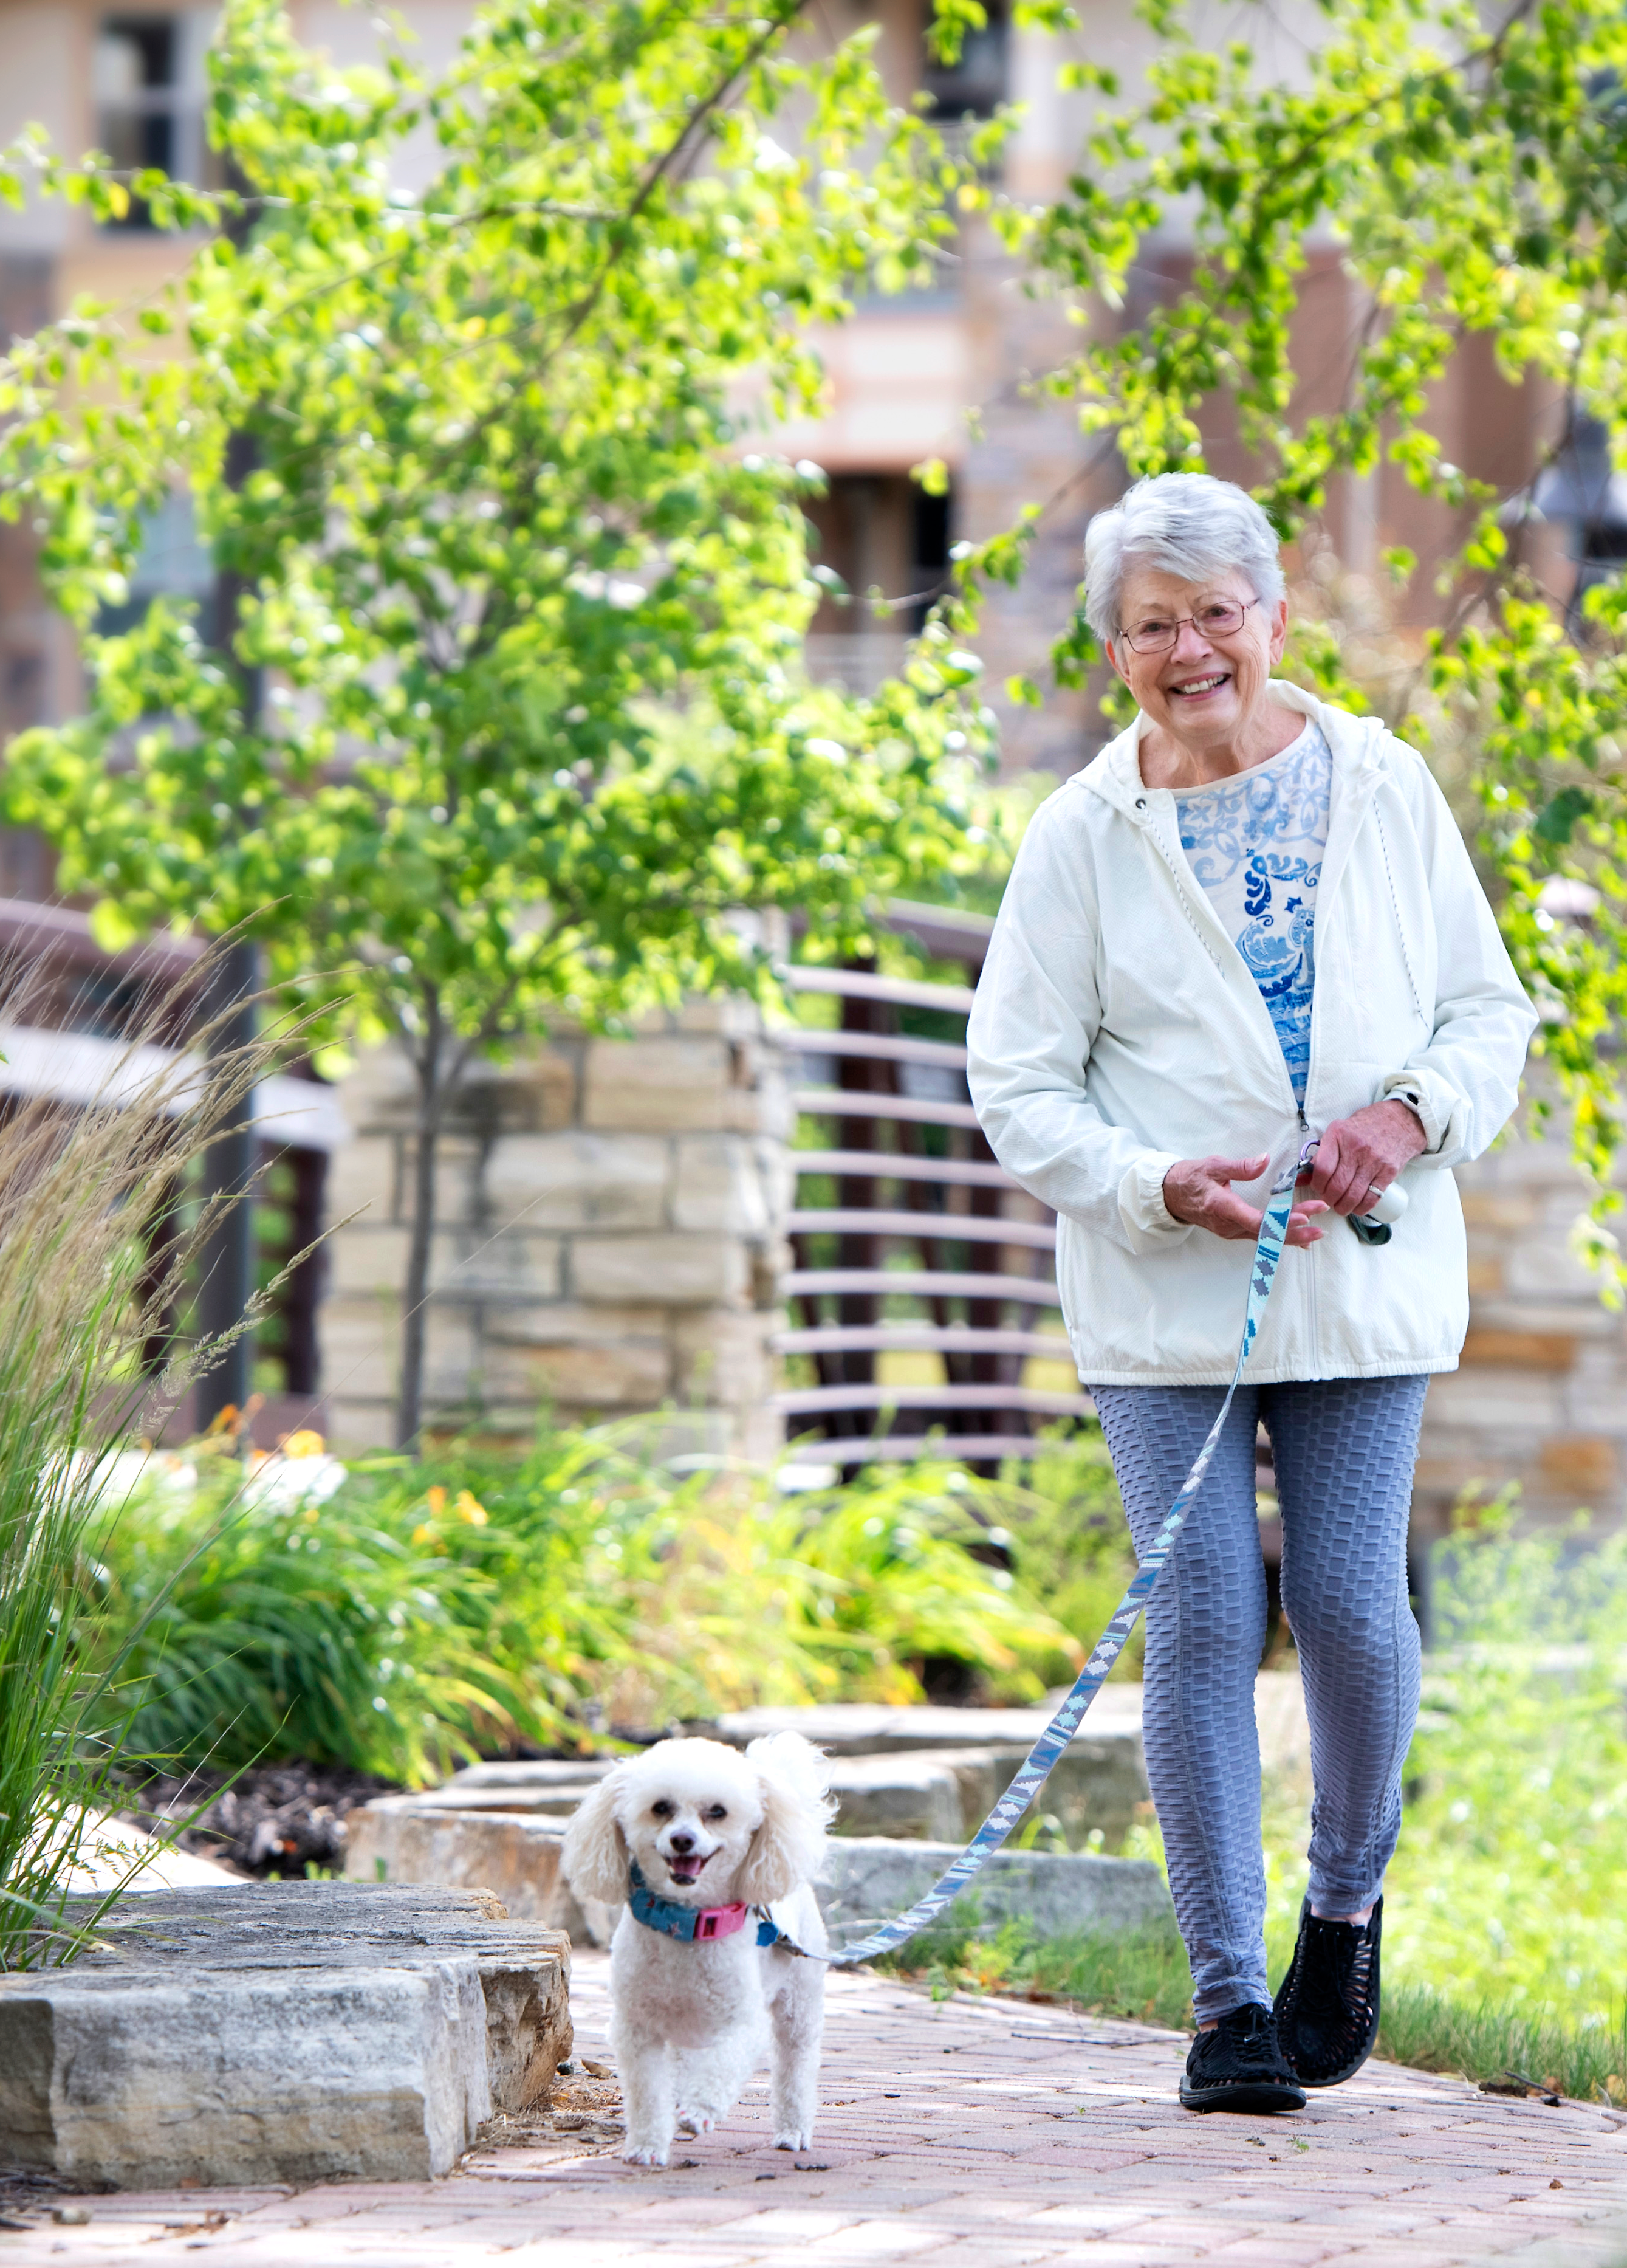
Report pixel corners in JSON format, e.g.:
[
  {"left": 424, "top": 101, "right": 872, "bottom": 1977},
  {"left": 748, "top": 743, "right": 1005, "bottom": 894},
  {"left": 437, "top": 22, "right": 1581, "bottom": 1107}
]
[
  {"left": 1274, "top": 1895, "right": 1383, "bottom": 2088},
  {"left": 1179, "top": 2002, "right": 1306, "bottom": 2113}
]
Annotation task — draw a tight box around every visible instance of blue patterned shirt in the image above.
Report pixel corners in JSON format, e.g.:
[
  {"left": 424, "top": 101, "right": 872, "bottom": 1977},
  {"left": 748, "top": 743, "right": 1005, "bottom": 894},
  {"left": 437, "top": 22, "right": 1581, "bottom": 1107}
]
[{"left": 1172, "top": 721, "right": 1332, "bottom": 1107}]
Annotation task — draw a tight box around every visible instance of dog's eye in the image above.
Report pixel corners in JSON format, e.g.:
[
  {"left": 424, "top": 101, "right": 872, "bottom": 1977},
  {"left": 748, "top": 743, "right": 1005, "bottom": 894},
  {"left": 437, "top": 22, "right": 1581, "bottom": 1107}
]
[
  {"left": 704, "top": 1804, "right": 727, "bottom": 1821},
  {"left": 651, "top": 1800, "right": 674, "bottom": 1818}
]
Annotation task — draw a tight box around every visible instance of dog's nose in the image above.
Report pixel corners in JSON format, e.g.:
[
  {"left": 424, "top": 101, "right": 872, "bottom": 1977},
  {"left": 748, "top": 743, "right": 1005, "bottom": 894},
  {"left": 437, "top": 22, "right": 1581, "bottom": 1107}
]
[{"left": 668, "top": 1832, "right": 694, "bottom": 1854}]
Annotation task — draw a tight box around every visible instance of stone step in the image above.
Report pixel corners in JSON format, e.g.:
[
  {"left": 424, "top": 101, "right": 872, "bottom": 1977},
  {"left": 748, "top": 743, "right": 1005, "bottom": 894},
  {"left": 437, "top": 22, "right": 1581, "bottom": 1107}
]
[
  {"left": 345, "top": 1805, "right": 609, "bottom": 1942},
  {"left": 343, "top": 1807, "right": 1175, "bottom": 1957},
  {"left": 0, "top": 1883, "right": 570, "bottom": 2189},
  {"left": 438, "top": 1758, "right": 620, "bottom": 1790},
  {"left": 820, "top": 1837, "right": 1176, "bottom": 1948},
  {"left": 704, "top": 1696, "right": 1146, "bottom": 1754},
  {"left": 369, "top": 1736, "right": 1148, "bottom": 1852}
]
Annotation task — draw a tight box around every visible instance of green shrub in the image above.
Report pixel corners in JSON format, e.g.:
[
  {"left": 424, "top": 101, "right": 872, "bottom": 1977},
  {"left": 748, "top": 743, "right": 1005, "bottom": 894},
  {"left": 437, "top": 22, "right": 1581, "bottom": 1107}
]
[{"left": 91, "top": 1436, "right": 1084, "bottom": 1780}]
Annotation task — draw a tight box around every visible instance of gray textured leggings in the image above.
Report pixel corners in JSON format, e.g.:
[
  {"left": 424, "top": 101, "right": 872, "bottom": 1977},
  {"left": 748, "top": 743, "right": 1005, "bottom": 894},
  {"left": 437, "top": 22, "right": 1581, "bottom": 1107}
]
[{"left": 1089, "top": 1375, "right": 1428, "bottom": 2024}]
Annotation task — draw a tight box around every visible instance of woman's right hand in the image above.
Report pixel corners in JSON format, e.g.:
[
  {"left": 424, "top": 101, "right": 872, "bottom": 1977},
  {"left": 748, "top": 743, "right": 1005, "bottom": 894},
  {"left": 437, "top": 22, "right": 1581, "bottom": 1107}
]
[{"left": 1162, "top": 1152, "right": 1328, "bottom": 1248}]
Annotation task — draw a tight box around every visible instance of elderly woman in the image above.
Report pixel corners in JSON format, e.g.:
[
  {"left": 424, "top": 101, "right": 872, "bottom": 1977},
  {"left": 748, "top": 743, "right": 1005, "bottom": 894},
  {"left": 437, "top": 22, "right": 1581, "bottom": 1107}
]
[{"left": 967, "top": 473, "right": 1536, "bottom": 2115}]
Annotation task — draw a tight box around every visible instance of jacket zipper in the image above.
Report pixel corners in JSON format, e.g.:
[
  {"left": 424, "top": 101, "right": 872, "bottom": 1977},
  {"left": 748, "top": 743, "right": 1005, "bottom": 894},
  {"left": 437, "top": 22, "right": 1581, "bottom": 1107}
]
[
  {"left": 1144, "top": 792, "right": 1323, "bottom": 1372},
  {"left": 1297, "top": 1102, "right": 1321, "bottom": 1378}
]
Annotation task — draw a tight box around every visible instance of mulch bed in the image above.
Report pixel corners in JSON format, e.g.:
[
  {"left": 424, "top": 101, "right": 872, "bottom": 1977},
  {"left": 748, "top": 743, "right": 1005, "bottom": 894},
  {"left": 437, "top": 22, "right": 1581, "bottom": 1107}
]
[{"left": 123, "top": 1762, "right": 407, "bottom": 1878}]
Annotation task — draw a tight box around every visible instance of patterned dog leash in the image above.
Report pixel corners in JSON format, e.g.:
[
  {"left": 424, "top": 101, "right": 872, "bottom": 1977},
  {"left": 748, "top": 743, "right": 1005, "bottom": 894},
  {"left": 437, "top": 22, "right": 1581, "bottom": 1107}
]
[{"left": 760, "top": 1140, "right": 1310, "bottom": 1969}]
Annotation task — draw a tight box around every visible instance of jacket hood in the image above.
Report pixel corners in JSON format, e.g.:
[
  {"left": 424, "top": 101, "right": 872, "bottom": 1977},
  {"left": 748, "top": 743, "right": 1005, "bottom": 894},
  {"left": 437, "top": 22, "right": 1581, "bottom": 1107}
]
[{"left": 1080, "top": 684, "right": 1389, "bottom": 820}]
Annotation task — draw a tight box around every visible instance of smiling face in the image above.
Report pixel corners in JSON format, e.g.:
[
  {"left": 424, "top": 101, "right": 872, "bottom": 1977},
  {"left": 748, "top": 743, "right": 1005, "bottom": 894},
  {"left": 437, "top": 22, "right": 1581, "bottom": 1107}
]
[
  {"left": 617, "top": 1739, "right": 765, "bottom": 1903},
  {"left": 1105, "top": 560, "right": 1289, "bottom": 775}
]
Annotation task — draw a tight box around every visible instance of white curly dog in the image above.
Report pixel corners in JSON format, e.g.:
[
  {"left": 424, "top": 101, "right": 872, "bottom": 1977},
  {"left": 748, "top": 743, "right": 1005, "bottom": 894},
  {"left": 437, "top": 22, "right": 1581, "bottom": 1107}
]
[{"left": 561, "top": 1732, "right": 834, "bottom": 2166}]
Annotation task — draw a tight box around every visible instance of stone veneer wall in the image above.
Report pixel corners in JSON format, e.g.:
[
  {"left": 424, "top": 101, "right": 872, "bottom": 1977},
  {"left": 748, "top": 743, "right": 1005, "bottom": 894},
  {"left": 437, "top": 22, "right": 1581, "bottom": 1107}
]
[
  {"left": 1417, "top": 1117, "right": 1627, "bottom": 1539},
  {"left": 320, "top": 1000, "right": 791, "bottom": 1455}
]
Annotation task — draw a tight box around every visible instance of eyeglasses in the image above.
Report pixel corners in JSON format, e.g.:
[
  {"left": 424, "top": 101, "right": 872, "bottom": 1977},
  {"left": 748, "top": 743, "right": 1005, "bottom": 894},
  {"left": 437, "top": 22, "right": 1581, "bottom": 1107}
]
[{"left": 1117, "top": 596, "right": 1261, "bottom": 655}]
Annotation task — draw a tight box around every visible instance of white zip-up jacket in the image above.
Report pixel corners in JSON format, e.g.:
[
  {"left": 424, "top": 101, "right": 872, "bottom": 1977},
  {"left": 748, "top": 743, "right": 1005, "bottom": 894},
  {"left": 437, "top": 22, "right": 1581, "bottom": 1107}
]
[{"left": 967, "top": 685, "right": 1538, "bottom": 1386}]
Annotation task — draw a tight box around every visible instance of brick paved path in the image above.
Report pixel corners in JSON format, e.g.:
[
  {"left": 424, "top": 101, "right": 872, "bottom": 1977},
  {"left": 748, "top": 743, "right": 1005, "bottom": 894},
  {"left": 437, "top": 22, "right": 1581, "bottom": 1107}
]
[{"left": 7, "top": 1953, "right": 1627, "bottom": 2266}]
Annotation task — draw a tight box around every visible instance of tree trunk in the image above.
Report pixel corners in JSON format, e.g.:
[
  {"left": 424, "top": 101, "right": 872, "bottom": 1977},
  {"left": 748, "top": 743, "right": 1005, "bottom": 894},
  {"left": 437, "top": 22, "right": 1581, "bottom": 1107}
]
[{"left": 396, "top": 996, "right": 446, "bottom": 1452}]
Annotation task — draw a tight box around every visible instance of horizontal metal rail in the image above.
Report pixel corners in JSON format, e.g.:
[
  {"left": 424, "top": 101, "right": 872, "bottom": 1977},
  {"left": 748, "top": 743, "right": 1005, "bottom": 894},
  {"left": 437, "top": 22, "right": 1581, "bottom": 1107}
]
[
  {"left": 786, "top": 1208, "right": 1055, "bottom": 1250},
  {"left": 784, "top": 1433, "right": 1075, "bottom": 1467},
  {"left": 783, "top": 1268, "right": 1064, "bottom": 1305},
  {"left": 774, "top": 1383, "right": 1094, "bottom": 1418},
  {"left": 793, "top": 1149, "right": 1012, "bottom": 1190},
  {"left": 770, "top": 1028, "right": 968, "bottom": 1072},
  {"left": 772, "top": 1325, "right": 1071, "bottom": 1360},
  {"left": 793, "top": 1088, "right": 981, "bottom": 1132},
  {"left": 780, "top": 965, "right": 977, "bottom": 1015}
]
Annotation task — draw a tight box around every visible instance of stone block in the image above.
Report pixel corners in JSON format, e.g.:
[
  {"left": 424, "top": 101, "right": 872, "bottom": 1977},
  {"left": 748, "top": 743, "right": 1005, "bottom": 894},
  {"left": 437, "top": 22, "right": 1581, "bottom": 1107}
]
[
  {"left": 430, "top": 1138, "right": 482, "bottom": 1230},
  {"left": 672, "top": 1135, "right": 772, "bottom": 1236},
  {"left": 479, "top": 1335, "right": 672, "bottom": 1408},
  {"left": 485, "top": 1132, "right": 670, "bottom": 1231},
  {"left": 676, "top": 993, "right": 764, "bottom": 1040},
  {"left": 0, "top": 1962, "right": 489, "bottom": 2187},
  {"left": 478, "top": 1948, "right": 572, "bottom": 2112},
  {"left": 337, "top": 1043, "right": 420, "bottom": 1129},
  {"left": 482, "top": 1299, "right": 669, "bottom": 1347},
  {"left": 424, "top": 1308, "right": 481, "bottom": 1402},
  {"left": 462, "top": 1046, "right": 579, "bottom": 1134},
  {"left": 825, "top": 1753, "right": 968, "bottom": 1844},
  {"left": 572, "top": 1232, "right": 747, "bottom": 1307},
  {"left": 817, "top": 1837, "right": 1174, "bottom": 1946},
  {"left": 673, "top": 1307, "right": 776, "bottom": 1409},
  {"left": 444, "top": 1759, "right": 619, "bottom": 1794},
  {"left": 582, "top": 1036, "right": 731, "bottom": 1132},
  {"left": 1505, "top": 1235, "right": 1600, "bottom": 1300},
  {"left": 0, "top": 1885, "right": 570, "bottom": 2187},
  {"left": 707, "top": 1703, "right": 1149, "bottom": 1852},
  {"left": 1457, "top": 1190, "right": 1540, "bottom": 1231},
  {"left": 1421, "top": 1369, "right": 1562, "bottom": 1432},
  {"left": 326, "top": 1395, "right": 397, "bottom": 1452},
  {"left": 318, "top": 1298, "right": 399, "bottom": 1402},
  {"left": 1460, "top": 1328, "right": 1577, "bottom": 1371},
  {"left": 707, "top": 1697, "right": 1145, "bottom": 1755},
  {"left": 344, "top": 1808, "right": 606, "bottom": 1944},
  {"left": 326, "top": 1133, "right": 399, "bottom": 1224},
  {"left": 329, "top": 1226, "right": 413, "bottom": 1296},
  {"left": 1536, "top": 1434, "right": 1618, "bottom": 1498},
  {"left": 440, "top": 1232, "right": 563, "bottom": 1304}
]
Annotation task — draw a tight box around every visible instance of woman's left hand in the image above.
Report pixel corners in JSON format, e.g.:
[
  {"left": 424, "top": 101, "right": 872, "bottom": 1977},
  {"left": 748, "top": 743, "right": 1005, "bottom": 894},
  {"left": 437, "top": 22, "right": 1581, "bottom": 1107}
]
[{"left": 1303, "top": 1099, "right": 1428, "bottom": 1217}]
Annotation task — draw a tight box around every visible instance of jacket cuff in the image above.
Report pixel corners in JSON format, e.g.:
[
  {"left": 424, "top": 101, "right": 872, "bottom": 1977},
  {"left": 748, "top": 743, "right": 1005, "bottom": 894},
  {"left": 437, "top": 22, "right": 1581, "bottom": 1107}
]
[
  {"left": 1118, "top": 1151, "right": 1195, "bottom": 1252},
  {"left": 1380, "top": 1069, "right": 1459, "bottom": 1158}
]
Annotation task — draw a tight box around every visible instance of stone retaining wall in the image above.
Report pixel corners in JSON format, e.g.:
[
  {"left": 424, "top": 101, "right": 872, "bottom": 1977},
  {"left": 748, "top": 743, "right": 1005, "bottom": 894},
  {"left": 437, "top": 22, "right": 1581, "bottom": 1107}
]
[
  {"left": 321, "top": 1003, "right": 791, "bottom": 1452},
  {"left": 1418, "top": 1116, "right": 1627, "bottom": 1536}
]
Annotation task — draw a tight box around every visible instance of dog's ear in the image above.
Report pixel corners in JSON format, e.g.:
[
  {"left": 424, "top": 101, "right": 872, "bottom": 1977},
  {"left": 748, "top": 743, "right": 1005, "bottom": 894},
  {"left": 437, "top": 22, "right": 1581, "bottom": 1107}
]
[
  {"left": 737, "top": 1733, "right": 834, "bottom": 1905},
  {"left": 561, "top": 1770, "right": 631, "bottom": 1905}
]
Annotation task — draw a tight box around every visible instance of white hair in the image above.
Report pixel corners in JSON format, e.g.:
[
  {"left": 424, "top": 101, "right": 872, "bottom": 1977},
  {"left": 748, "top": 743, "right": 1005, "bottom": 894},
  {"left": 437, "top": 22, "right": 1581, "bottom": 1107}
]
[{"left": 1083, "top": 473, "right": 1286, "bottom": 641}]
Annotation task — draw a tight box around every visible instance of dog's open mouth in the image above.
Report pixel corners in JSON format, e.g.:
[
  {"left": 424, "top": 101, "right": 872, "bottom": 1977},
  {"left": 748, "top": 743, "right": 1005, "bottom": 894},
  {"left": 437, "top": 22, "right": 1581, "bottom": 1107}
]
[{"left": 664, "top": 1852, "right": 711, "bottom": 1885}]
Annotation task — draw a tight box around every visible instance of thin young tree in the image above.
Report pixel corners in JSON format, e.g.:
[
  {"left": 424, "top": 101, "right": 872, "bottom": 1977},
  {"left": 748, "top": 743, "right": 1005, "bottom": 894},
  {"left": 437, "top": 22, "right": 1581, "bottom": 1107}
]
[{"left": 0, "top": 0, "right": 1001, "bottom": 1443}]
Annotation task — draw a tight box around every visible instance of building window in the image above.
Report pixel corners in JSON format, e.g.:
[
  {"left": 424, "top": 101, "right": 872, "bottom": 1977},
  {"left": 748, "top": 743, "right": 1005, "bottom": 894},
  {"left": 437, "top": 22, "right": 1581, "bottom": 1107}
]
[
  {"left": 803, "top": 472, "right": 956, "bottom": 690},
  {"left": 97, "top": 490, "right": 216, "bottom": 640},
  {"left": 922, "top": 1, "right": 1009, "bottom": 121},
  {"left": 94, "top": 12, "right": 217, "bottom": 227}
]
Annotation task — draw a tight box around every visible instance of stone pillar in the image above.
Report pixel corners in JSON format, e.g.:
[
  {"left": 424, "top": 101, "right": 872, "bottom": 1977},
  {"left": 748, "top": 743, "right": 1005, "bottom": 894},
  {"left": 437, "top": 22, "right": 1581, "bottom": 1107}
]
[
  {"left": 321, "top": 1000, "right": 790, "bottom": 1455},
  {"left": 1417, "top": 1112, "right": 1627, "bottom": 1539}
]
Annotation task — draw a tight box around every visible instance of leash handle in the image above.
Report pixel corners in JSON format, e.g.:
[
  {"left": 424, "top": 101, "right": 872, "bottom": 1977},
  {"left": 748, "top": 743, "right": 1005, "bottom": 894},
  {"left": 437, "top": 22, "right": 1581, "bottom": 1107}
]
[
  {"left": 768, "top": 1149, "right": 1306, "bottom": 1970},
  {"left": 1296, "top": 1134, "right": 1409, "bottom": 1245}
]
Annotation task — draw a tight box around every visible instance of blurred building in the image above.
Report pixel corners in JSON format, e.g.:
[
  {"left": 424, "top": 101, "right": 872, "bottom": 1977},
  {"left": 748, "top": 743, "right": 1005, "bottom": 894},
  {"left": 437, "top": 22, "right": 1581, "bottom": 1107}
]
[{"left": 0, "top": 0, "right": 1623, "bottom": 1520}]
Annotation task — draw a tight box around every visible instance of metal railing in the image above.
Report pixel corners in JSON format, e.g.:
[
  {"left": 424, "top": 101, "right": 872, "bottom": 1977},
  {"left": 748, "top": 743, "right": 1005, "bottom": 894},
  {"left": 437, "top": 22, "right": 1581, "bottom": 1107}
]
[{"left": 770, "top": 932, "right": 1089, "bottom": 1469}]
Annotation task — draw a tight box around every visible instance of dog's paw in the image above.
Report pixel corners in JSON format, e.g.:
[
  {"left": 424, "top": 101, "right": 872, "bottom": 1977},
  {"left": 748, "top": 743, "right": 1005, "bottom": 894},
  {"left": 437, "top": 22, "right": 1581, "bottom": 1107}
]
[
  {"left": 773, "top": 2128, "right": 815, "bottom": 2152},
  {"left": 621, "top": 2143, "right": 670, "bottom": 2167},
  {"left": 676, "top": 2111, "right": 718, "bottom": 2137}
]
